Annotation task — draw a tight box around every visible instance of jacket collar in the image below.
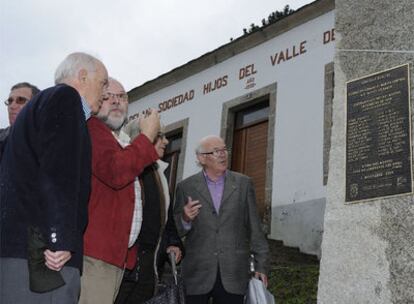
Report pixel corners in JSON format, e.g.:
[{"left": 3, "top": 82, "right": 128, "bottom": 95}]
[{"left": 194, "top": 170, "right": 237, "bottom": 213}]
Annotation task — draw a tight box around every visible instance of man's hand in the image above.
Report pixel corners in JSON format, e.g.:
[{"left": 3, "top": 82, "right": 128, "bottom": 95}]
[
  {"left": 44, "top": 250, "right": 71, "bottom": 271},
  {"left": 182, "top": 196, "right": 202, "bottom": 223},
  {"left": 139, "top": 109, "right": 160, "bottom": 142},
  {"left": 254, "top": 272, "right": 268, "bottom": 288},
  {"left": 166, "top": 246, "right": 182, "bottom": 263},
  {"left": 122, "top": 117, "right": 140, "bottom": 140}
]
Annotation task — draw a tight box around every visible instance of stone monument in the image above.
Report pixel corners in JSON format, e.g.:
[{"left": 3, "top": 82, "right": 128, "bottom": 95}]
[{"left": 318, "top": 0, "right": 414, "bottom": 303}]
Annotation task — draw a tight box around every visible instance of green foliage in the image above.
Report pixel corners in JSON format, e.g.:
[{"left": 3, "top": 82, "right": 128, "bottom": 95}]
[
  {"left": 267, "top": 5, "right": 295, "bottom": 24},
  {"left": 268, "top": 265, "right": 319, "bottom": 304},
  {"left": 242, "top": 5, "right": 295, "bottom": 36}
]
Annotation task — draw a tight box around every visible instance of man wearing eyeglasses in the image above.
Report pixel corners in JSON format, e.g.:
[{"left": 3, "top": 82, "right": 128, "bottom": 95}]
[
  {"left": 0, "top": 82, "right": 40, "bottom": 150},
  {"left": 79, "top": 77, "right": 160, "bottom": 304},
  {"left": 173, "top": 135, "right": 269, "bottom": 304}
]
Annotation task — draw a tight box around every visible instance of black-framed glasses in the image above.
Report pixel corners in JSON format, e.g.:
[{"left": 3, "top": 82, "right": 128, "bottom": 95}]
[
  {"left": 102, "top": 92, "right": 128, "bottom": 102},
  {"left": 4, "top": 96, "right": 29, "bottom": 106},
  {"left": 199, "top": 148, "right": 230, "bottom": 157}
]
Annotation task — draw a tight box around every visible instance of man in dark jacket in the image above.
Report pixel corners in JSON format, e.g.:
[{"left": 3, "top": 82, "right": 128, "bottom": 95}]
[{"left": 0, "top": 52, "right": 108, "bottom": 304}]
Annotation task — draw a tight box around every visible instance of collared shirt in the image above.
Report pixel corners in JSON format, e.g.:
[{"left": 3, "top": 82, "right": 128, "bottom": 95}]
[
  {"left": 203, "top": 170, "right": 225, "bottom": 214},
  {"left": 182, "top": 170, "right": 227, "bottom": 230},
  {"left": 81, "top": 97, "right": 91, "bottom": 120}
]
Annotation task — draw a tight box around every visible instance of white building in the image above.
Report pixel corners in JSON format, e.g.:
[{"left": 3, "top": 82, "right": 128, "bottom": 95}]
[{"left": 129, "top": 0, "right": 335, "bottom": 257}]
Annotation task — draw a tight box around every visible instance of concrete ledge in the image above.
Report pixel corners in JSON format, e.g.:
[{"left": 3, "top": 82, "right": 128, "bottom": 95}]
[{"left": 270, "top": 198, "right": 326, "bottom": 258}]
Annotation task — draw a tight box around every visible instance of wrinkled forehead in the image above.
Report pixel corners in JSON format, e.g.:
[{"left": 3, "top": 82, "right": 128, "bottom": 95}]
[
  {"left": 106, "top": 79, "right": 125, "bottom": 93},
  {"left": 202, "top": 137, "right": 225, "bottom": 150}
]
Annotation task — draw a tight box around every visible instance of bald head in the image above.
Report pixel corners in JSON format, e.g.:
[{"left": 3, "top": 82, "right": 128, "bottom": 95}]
[{"left": 106, "top": 77, "right": 125, "bottom": 93}]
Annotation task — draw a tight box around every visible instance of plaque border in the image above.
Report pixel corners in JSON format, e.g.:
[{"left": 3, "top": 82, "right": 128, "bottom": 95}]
[{"left": 344, "top": 63, "right": 413, "bottom": 204}]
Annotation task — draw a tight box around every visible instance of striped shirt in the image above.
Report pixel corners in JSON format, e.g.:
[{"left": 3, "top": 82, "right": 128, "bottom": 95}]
[{"left": 80, "top": 97, "right": 91, "bottom": 120}]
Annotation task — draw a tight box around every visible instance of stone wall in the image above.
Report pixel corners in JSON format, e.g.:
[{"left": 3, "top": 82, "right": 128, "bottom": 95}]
[{"left": 318, "top": 0, "right": 414, "bottom": 303}]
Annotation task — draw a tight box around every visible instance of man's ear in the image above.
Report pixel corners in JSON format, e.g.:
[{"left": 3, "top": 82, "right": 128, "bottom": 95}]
[
  {"left": 196, "top": 154, "right": 205, "bottom": 165},
  {"left": 78, "top": 68, "right": 88, "bottom": 83}
]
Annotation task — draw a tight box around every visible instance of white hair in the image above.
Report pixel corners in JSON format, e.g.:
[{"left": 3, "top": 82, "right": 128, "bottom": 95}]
[
  {"left": 194, "top": 135, "right": 221, "bottom": 168},
  {"left": 107, "top": 77, "right": 124, "bottom": 90},
  {"left": 195, "top": 135, "right": 223, "bottom": 154},
  {"left": 54, "top": 52, "right": 101, "bottom": 84}
]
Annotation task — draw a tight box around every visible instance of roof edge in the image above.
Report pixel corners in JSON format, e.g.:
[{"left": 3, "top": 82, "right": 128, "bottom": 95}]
[{"left": 129, "top": 0, "right": 334, "bottom": 102}]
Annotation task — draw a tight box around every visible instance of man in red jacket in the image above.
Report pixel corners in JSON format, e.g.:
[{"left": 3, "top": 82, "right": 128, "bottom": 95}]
[{"left": 79, "top": 77, "right": 160, "bottom": 304}]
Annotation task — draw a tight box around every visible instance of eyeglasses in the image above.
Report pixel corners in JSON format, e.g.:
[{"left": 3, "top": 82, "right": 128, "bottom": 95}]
[
  {"left": 199, "top": 148, "right": 230, "bottom": 157},
  {"left": 102, "top": 92, "right": 128, "bottom": 101},
  {"left": 4, "top": 96, "right": 29, "bottom": 106}
]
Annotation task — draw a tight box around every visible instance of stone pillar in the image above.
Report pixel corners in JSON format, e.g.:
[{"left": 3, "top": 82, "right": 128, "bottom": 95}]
[{"left": 318, "top": 0, "right": 414, "bottom": 303}]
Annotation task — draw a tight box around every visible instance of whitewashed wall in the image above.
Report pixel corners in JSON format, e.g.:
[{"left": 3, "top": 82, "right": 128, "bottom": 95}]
[{"left": 129, "top": 10, "right": 335, "bottom": 255}]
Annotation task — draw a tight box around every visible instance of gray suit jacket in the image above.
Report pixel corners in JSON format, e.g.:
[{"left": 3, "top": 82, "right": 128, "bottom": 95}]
[{"left": 173, "top": 170, "right": 269, "bottom": 295}]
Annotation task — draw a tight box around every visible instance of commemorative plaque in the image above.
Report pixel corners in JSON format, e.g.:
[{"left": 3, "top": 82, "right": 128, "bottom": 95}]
[{"left": 346, "top": 64, "right": 412, "bottom": 202}]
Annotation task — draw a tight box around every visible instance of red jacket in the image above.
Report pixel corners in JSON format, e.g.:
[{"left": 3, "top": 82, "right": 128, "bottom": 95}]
[{"left": 83, "top": 117, "right": 158, "bottom": 269}]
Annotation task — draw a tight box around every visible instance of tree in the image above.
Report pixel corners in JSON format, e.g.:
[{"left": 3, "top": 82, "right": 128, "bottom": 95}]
[
  {"left": 243, "top": 5, "right": 295, "bottom": 35},
  {"left": 230, "top": 5, "right": 296, "bottom": 41}
]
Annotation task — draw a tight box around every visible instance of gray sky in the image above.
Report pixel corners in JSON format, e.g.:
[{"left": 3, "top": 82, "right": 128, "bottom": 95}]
[{"left": 0, "top": 0, "right": 313, "bottom": 127}]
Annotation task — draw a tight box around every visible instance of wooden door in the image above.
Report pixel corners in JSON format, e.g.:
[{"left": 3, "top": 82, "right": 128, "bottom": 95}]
[{"left": 231, "top": 103, "right": 269, "bottom": 219}]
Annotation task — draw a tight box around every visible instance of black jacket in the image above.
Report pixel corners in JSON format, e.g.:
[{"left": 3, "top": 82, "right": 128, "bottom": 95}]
[
  {"left": 0, "top": 126, "right": 10, "bottom": 160},
  {"left": 139, "top": 164, "right": 183, "bottom": 255},
  {"left": 0, "top": 84, "right": 91, "bottom": 271}
]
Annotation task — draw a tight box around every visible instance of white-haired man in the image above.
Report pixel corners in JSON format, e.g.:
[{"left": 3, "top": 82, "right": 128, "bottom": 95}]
[
  {"left": 0, "top": 52, "right": 108, "bottom": 304},
  {"left": 79, "top": 77, "right": 160, "bottom": 304},
  {"left": 174, "top": 135, "right": 269, "bottom": 304}
]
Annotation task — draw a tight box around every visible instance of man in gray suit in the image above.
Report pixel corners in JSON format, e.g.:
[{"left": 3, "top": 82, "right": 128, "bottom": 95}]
[{"left": 174, "top": 135, "right": 269, "bottom": 304}]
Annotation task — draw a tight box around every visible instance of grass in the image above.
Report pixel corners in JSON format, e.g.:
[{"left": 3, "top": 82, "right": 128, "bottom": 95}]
[{"left": 268, "top": 264, "right": 319, "bottom": 304}]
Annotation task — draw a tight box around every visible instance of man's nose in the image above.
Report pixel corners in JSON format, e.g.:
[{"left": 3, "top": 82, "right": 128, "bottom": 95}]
[
  {"left": 8, "top": 102, "right": 19, "bottom": 110},
  {"left": 111, "top": 97, "right": 120, "bottom": 105}
]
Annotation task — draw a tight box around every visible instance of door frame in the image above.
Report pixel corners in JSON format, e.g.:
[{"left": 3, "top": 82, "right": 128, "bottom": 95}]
[{"left": 163, "top": 118, "right": 189, "bottom": 186}]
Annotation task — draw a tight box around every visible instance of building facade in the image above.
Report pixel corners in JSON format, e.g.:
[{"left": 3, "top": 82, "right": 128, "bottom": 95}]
[{"left": 128, "top": 0, "right": 335, "bottom": 257}]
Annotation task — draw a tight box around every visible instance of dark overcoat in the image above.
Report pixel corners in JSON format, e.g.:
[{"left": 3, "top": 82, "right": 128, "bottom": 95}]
[{"left": 0, "top": 84, "right": 91, "bottom": 271}]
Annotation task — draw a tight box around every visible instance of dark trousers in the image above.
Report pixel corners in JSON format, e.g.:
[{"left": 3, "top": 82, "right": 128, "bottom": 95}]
[
  {"left": 115, "top": 248, "right": 155, "bottom": 304},
  {"left": 186, "top": 270, "right": 244, "bottom": 304}
]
